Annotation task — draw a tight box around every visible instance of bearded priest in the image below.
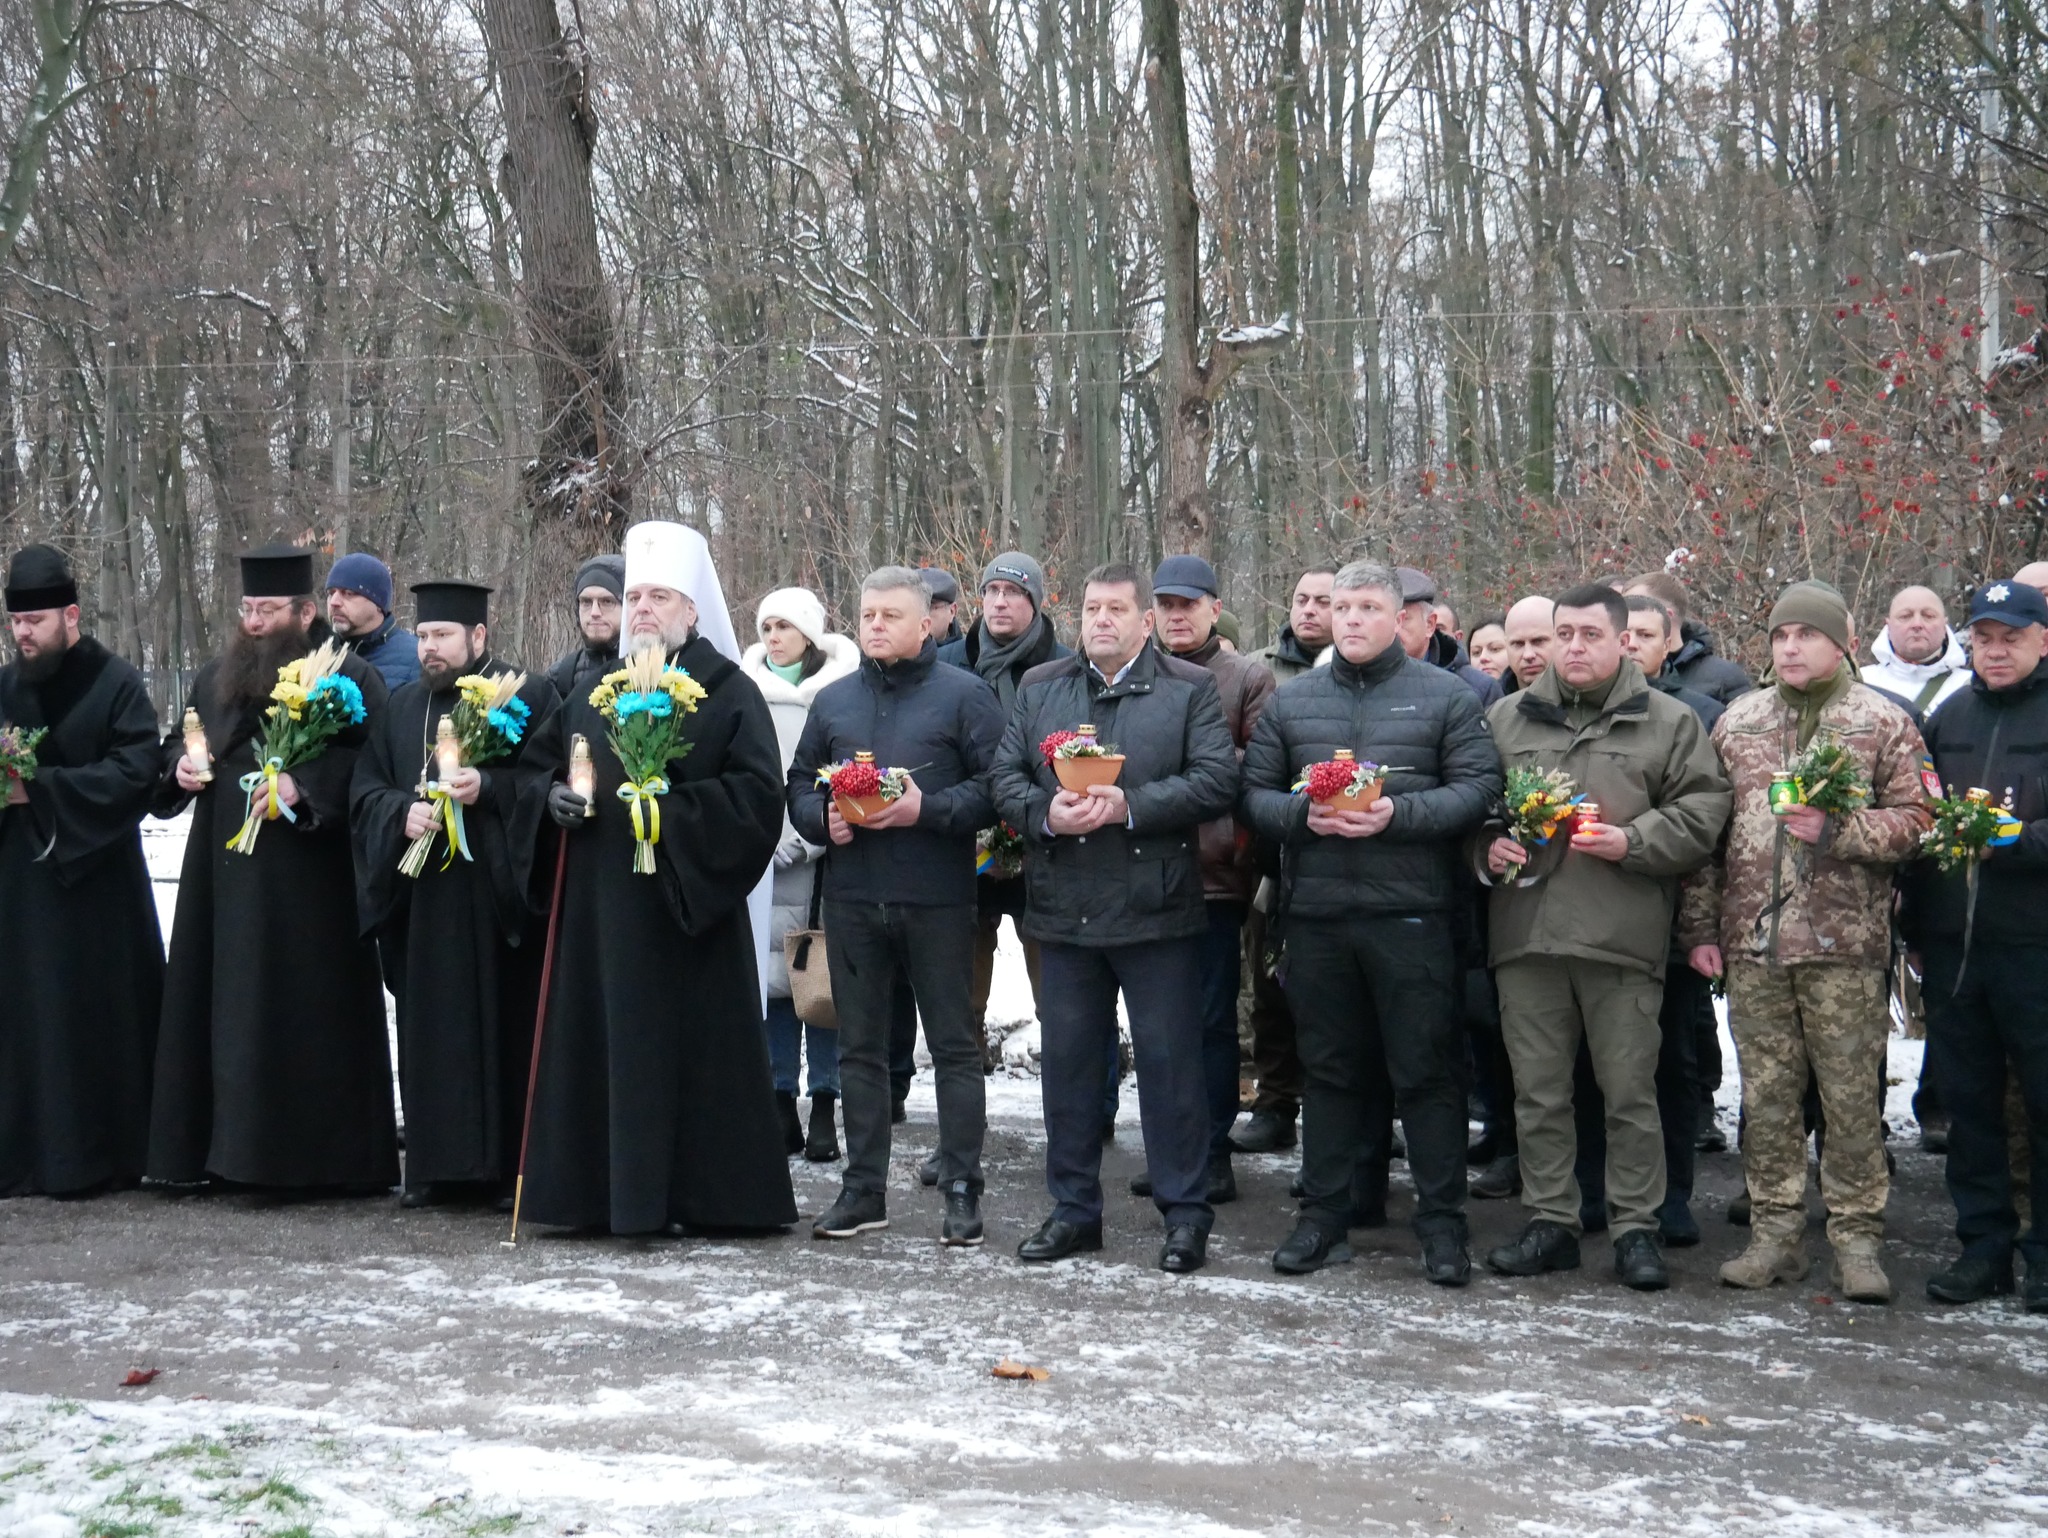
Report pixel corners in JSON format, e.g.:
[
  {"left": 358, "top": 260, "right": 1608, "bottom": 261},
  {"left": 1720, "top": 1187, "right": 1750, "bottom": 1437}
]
[{"left": 515, "top": 523, "right": 795, "bottom": 1236}]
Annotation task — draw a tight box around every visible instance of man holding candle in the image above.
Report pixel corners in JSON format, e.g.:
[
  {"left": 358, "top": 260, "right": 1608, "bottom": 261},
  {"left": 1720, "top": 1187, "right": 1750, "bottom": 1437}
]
[
  {"left": 148, "top": 543, "right": 394, "bottom": 1194},
  {"left": 1477, "top": 583, "right": 1730, "bottom": 1290},
  {"left": 1680, "top": 579, "right": 1929, "bottom": 1302},
  {"left": 1239, "top": 560, "right": 1500, "bottom": 1285},
  {"left": 0, "top": 545, "right": 164, "bottom": 1198},
  {"left": 350, "top": 581, "right": 560, "bottom": 1210}
]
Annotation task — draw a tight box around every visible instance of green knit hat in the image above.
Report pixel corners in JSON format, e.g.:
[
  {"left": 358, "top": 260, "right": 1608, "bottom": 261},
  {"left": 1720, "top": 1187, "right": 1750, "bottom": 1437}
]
[{"left": 1767, "top": 579, "right": 1852, "bottom": 655}]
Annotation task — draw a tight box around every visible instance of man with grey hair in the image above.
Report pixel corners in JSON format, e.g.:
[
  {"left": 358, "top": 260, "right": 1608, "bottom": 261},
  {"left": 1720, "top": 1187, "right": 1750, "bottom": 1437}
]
[
  {"left": 1240, "top": 560, "right": 1502, "bottom": 1285},
  {"left": 789, "top": 565, "right": 1007, "bottom": 1246}
]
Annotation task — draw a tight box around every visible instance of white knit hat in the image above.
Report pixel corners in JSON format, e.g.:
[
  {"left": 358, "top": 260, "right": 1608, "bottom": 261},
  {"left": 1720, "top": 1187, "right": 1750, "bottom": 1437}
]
[{"left": 756, "top": 586, "right": 828, "bottom": 650}]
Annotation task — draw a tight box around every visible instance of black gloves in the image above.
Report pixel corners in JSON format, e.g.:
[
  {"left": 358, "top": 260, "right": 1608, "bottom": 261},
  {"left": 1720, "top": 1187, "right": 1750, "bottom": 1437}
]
[{"left": 548, "top": 780, "right": 590, "bottom": 828}]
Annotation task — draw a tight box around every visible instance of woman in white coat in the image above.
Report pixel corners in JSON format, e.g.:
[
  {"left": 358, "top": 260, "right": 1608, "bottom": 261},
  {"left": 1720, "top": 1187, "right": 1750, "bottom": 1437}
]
[{"left": 742, "top": 587, "right": 861, "bottom": 1159}]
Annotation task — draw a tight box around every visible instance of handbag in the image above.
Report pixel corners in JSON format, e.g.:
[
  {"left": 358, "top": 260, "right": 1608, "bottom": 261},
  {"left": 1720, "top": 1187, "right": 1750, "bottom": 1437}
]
[{"left": 781, "top": 863, "right": 837, "bottom": 1029}]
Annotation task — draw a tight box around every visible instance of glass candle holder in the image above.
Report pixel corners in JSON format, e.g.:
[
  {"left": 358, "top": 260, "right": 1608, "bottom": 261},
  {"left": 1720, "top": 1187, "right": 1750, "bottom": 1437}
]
[
  {"left": 434, "top": 715, "right": 462, "bottom": 782},
  {"left": 182, "top": 707, "right": 213, "bottom": 784},
  {"left": 569, "top": 734, "right": 596, "bottom": 817}
]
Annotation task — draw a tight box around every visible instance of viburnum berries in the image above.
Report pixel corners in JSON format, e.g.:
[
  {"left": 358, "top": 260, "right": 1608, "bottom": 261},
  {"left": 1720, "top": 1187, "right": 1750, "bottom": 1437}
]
[
  {"left": 1039, "top": 730, "right": 1078, "bottom": 765},
  {"left": 828, "top": 759, "right": 882, "bottom": 798}
]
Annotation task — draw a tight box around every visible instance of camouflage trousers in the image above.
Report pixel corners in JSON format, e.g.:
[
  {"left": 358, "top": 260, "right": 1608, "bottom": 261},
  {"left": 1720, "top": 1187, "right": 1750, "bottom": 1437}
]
[{"left": 1727, "top": 960, "right": 1891, "bottom": 1246}]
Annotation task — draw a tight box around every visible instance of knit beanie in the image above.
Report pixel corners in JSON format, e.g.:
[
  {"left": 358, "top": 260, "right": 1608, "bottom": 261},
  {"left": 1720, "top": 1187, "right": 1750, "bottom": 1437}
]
[
  {"left": 756, "top": 586, "right": 828, "bottom": 650},
  {"left": 324, "top": 552, "right": 394, "bottom": 613},
  {"left": 980, "top": 551, "right": 1046, "bottom": 613},
  {"left": 1766, "top": 579, "right": 1852, "bottom": 655},
  {"left": 571, "top": 554, "right": 625, "bottom": 601}
]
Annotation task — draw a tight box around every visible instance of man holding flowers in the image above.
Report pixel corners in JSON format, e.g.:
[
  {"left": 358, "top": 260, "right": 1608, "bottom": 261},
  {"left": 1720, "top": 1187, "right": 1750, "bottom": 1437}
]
[
  {"left": 350, "top": 581, "right": 559, "bottom": 1210},
  {"left": 1239, "top": 560, "right": 1500, "bottom": 1286},
  {"left": 0, "top": 545, "right": 164, "bottom": 1198},
  {"left": 148, "top": 543, "right": 394, "bottom": 1193},
  {"left": 1681, "top": 579, "right": 1930, "bottom": 1303},
  {"left": 1906, "top": 579, "right": 2048, "bottom": 1310},
  {"left": 517, "top": 521, "right": 795, "bottom": 1237}
]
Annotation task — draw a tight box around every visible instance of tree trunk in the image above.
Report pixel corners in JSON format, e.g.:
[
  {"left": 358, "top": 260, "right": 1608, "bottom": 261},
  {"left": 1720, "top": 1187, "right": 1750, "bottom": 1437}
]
[{"left": 479, "top": 0, "right": 628, "bottom": 527}]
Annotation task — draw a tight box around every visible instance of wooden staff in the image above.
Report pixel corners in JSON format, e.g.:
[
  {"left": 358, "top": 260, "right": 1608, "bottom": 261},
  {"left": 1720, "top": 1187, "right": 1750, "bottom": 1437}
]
[{"left": 503, "top": 825, "right": 570, "bottom": 1248}]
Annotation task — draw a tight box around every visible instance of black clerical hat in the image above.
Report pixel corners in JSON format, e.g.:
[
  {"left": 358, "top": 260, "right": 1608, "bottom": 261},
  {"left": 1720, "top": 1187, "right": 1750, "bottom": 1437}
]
[
  {"left": 240, "top": 542, "right": 316, "bottom": 599},
  {"left": 413, "top": 580, "right": 492, "bottom": 628},
  {"left": 4, "top": 544, "right": 79, "bottom": 613}
]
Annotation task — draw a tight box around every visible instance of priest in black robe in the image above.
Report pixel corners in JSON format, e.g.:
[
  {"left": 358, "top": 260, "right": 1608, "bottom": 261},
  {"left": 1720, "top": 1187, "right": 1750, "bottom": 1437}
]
[
  {"left": 351, "top": 579, "right": 558, "bottom": 1207},
  {"left": 519, "top": 521, "right": 795, "bottom": 1235},
  {"left": 0, "top": 546, "right": 164, "bottom": 1197},
  {"left": 147, "top": 543, "right": 396, "bottom": 1192}
]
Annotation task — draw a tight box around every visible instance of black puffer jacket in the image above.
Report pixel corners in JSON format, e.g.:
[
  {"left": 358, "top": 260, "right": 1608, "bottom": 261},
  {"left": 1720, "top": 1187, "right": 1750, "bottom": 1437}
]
[
  {"left": 1239, "top": 644, "right": 1501, "bottom": 920},
  {"left": 546, "top": 642, "right": 619, "bottom": 708},
  {"left": 1905, "top": 661, "right": 2048, "bottom": 949},
  {"left": 787, "top": 640, "right": 1006, "bottom": 908},
  {"left": 1671, "top": 622, "right": 1754, "bottom": 706},
  {"left": 990, "top": 646, "right": 1237, "bottom": 947}
]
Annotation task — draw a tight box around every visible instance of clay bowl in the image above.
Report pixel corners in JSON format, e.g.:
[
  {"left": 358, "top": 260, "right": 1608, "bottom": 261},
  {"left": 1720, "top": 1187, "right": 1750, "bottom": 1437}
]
[
  {"left": 1311, "top": 778, "right": 1384, "bottom": 811},
  {"left": 1053, "top": 755, "right": 1125, "bottom": 793},
  {"left": 835, "top": 791, "right": 891, "bottom": 824}
]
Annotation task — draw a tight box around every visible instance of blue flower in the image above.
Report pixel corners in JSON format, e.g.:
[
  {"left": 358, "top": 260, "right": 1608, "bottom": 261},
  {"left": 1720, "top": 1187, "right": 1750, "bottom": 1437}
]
[
  {"left": 307, "top": 673, "right": 367, "bottom": 724},
  {"left": 486, "top": 706, "right": 526, "bottom": 743},
  {"left": 613, "top": 690, "right": 674, "bottom": 721}
]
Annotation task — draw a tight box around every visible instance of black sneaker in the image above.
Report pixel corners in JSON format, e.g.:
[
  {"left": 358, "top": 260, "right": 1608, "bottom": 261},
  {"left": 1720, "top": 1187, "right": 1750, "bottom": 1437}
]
[
  {"left": 1486, "top": 1220, "right": 1581, "bottom": 1277},
  {"left": 1229, "top": 1109, "right": 1297, "bottom": 1154},
  {"left": 1272, "top": 1219, "right": 1352, "bottom": 1274},
  {"left": 940, "top": 1181, "right": 984, "bottom": 1248},
  {"left": 1614, "top": 1228, "right": 1670, "bottom": 1291},
  {"left": 1471, "top": 1153, "right": 1520, "bottom": 1200},
  {"left": 1422, "top": 1230, "right": 1472, "bottom": 1287},
  {"left": 812, "top": 1187, "right": 888, "bottom": 1240},
  {"left": 1926, "top": 1251, "right": 2015, "bottom": 1305}
]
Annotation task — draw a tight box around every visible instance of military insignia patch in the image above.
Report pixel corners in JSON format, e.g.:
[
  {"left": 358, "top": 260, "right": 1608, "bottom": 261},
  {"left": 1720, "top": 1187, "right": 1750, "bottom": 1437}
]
[{"left": 1919, "top": 756, "right": 1944, "bottom": 799}]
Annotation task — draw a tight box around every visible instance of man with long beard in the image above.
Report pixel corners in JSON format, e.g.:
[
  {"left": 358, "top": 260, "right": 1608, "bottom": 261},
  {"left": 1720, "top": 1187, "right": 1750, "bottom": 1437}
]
[
  {"left": 351, "top": 581, "right": 559, "bottom": 1209},
  {"left": 516, "top": 522, "right": 796, "bottom": 1236},
  {"left": 147, "top": 543, "right": 394, "bottom": 1194},
  {"left": 0, "top": 545, "right": 164, "bottom": 1198}
]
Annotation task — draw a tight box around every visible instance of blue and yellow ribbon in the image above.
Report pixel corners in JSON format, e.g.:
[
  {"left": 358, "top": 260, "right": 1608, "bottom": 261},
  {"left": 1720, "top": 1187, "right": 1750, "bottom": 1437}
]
[
  {"left": 618, "top": 774, "right": 669, "bottom": 874},
  {"left": 227, "top": 755, "right": 295, "bottom": 854},
  {"left": 398, "top": 782, "right": 473, "bottom": 878}
]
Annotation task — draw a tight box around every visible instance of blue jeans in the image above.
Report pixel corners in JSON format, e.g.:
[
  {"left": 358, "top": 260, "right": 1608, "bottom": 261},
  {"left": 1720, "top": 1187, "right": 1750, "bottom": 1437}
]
[{"left": 764, "top": 996, "right": 840, "bottom": 1096}]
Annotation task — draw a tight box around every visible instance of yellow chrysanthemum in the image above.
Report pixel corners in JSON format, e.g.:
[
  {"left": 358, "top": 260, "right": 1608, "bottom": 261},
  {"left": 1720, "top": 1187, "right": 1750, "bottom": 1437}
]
[
  {"left": 271, "top": 680, "right": 309, "bottom": 711},
  {"left": 662, "top": 669, "right": 708, "bottom": 709}
]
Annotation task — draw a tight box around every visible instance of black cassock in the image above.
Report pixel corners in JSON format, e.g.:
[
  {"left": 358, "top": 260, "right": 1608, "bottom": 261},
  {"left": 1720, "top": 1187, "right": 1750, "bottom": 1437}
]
[
  {"left": 351, "top": 660, "right": 558, "bottom": 1190},
  {"left": 517, "top": 633, "right": 796, "bottom": 1233},
  {"left": 147, "top": 637, "right": 397, "bottom": 1189},
  {"left": 0, "top": 637, "right": 165, "bottom": 1196}
]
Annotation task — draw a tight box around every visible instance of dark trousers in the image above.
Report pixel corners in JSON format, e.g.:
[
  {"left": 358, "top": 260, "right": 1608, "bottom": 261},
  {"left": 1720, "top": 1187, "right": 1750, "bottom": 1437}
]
[
  {"left": 1284, "top": 915, "right": 1468, "bottom": 1240},
  {"left": 1923, "top": 941, "right": 2048, "bottom": 1267},
  {"left": 888, "top": 969, "right": 918, "bottom": 1104},
  {"left": 825, "top": 901, "right": 982, "bottom": 1195},
  {"left": 1465, "top": 966, "right": 1516, "bottom": 1155},
  {"left": 1574, "top": 963, "right": 1705, "bottom": 1213},
  {"left": 1199, "top": 902, "right": 1247, "bottom": 1156},
  {"left": 1244, "top": 904, "right": 1301, "bottom": 1116},
  {"left": 1039, "top": 936, "right": 1211, "bottom": 1231}
]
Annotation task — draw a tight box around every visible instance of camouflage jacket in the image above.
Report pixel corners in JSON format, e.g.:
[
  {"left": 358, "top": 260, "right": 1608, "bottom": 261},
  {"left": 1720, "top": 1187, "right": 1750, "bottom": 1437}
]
[{"left": 1678, "top": 679, "right": 1931, "bottom": 967}]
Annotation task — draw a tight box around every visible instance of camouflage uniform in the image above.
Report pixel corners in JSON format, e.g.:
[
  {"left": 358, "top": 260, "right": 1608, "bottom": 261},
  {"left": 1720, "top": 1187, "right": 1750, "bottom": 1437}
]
[{"left": 1680, "top": 676, "right": 1930, "bottom": 1247}]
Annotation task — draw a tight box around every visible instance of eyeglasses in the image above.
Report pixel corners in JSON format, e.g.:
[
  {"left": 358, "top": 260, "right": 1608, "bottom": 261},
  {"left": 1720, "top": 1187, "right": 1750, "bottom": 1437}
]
[
  {"left": 238, "top": 599, "right": 298, "bottom": 620},
  {"left": 578, "top": 595, "right": 621, "bottom": 613}
]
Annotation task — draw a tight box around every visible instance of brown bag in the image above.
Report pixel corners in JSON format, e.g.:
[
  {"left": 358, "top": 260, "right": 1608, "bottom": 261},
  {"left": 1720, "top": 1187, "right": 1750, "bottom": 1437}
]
[{"left": 781, "top": 865, "right": 836, "bottom": 1029}]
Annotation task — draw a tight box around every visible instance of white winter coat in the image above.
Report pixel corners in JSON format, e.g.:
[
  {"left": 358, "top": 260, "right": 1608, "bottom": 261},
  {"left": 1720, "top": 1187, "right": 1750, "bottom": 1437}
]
[
  {"left": 1862, "top": 627, "right": 1971, "bottom": 719},
  {"left": 741, "top": 632, "right": 862, "bottom": 995}
]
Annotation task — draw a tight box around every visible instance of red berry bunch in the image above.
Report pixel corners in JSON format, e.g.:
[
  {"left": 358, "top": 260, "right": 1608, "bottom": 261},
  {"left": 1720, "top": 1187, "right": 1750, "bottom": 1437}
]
[
  {"left": 1039, "top": 730, "right": 1078, "bottom": 765},
  {"left": 830, "top": 759, "right": 882, "bottom": 797},
  {"left": 1303, "top": 759, "right": 1359, "bottom": 801}
]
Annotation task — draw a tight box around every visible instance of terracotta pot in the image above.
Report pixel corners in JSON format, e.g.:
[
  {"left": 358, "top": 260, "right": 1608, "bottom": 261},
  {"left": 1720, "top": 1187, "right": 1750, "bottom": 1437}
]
[
  {"left": 1053, "top": 754, "right": 1125, "bottom": 793},
  {"left": 835, "top": 791, "right": 891, "bottom": 824},
  {"left": 1311, "top": 778, "right": 1383, "bottom": 811}
]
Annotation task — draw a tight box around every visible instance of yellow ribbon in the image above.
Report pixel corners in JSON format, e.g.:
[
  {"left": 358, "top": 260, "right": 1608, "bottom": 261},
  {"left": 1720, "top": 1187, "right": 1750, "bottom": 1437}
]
[
  {"left": 617, "top": 774, "right": 669, "bottom": 874},
  {"left": 227, "top": 756, "right": 294, "bottom": 854},
  {"left": 398, "top": 783, "right": 471, "bottom": 878}
]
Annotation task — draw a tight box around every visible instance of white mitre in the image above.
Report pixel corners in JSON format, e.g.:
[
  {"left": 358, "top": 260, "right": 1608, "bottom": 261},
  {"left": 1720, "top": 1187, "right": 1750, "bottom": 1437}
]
[{"left": 620, "top": 520, "right": 740, "bottom": 663}]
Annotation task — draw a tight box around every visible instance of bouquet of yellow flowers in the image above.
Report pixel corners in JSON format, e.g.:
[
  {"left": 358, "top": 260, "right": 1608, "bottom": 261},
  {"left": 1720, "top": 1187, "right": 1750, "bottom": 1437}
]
[
  {"left": 1498, "top": 765, "right": 1582, "bottom": 883},
  {"left": 589, "top": 651, "right": 709, "bottom": 873},
  {"left": 399, "top": 672, "right": 533, "bottom": 878},
  {"left": 228, "top": 640, "right": 366, "bottom": 855}
]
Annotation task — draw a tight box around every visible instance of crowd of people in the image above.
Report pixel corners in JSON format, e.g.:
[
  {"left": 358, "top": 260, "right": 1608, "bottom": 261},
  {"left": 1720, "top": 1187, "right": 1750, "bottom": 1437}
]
[{"left": 1, "top": 527, "right": 2043, "bottom": 1312}]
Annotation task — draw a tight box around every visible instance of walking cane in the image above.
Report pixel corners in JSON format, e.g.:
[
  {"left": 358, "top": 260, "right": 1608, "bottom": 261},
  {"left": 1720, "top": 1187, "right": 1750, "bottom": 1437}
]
[{"left": 503, "top": 823, "right": 571, "bottom": 1248}]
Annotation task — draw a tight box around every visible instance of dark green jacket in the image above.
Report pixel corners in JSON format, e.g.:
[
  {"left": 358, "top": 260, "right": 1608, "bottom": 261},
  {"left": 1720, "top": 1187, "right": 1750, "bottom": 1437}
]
[{"left": 1478, "top": 660, "right": 1731, "bottom": 978}]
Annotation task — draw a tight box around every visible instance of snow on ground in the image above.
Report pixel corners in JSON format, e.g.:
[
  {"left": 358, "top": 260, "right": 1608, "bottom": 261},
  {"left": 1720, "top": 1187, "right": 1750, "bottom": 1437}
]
[{"left": 0, "top": 813, "right": 2033, "bottom": 1535}]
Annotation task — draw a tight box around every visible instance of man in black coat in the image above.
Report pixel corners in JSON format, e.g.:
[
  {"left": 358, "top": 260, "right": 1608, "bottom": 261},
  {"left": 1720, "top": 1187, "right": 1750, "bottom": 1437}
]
[
  {"left": 992, "top": 562, "right": 1238, "bottom": 1273},
  {"left": 789, "top": 567, "right": 1007, "bottom": 1246},
  {"left": 545, "top": 554, "right": 624, "bottom": 705},
  {"left": 0, "top": 546, "right": 164, "bottom": 1198},
  {"left": 1240, "top": 559, "right": 1502, "bottom": 1285},
  {"left": 1908, "top": 580, "right": 2048, "bottom": 1312},
  {"left": 352, "top": 581, "right": 559, "bottom": 1209},
  {"left": 149, "top": 544, "right": 395, "bottom": 1193},
  {"left": 1622, "top": 572, "right": 1754, "bottom": 707}
]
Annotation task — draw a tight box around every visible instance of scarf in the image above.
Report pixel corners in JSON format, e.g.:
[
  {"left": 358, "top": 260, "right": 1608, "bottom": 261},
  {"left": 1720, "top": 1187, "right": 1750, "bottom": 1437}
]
[
  {"left": 767, "top": 657, "right": 806, "bottom": 686},
  {"left": 1774, "top": 664, "right": 1854, "bottom": 749},
  {"left": 971, "top": 613, "right": 1051, "bottom": 714}
]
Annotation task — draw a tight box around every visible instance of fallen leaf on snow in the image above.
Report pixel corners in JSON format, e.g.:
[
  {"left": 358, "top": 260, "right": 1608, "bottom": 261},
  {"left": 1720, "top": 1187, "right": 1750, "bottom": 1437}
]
[
  {"left": 1812, "top": 1294, "right": 1835, "bottom": 1306},
  {"left": 120, "top": 1368, "right": 160, "bottom": 1387},
  {"left": 1681, "top": 1413, "right": 1711, "bottom": 1427},
  {"left": 991, "top": 1358, "right": 1049, "bottom": 1382}
]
